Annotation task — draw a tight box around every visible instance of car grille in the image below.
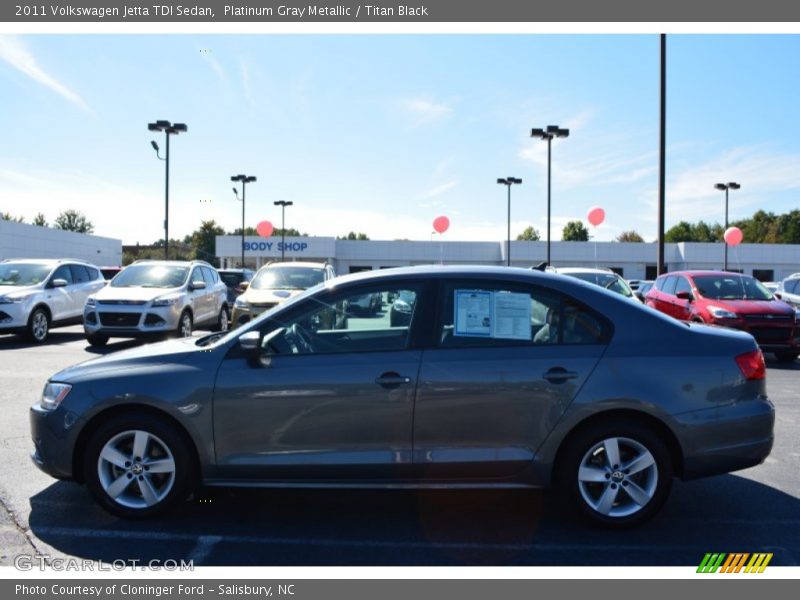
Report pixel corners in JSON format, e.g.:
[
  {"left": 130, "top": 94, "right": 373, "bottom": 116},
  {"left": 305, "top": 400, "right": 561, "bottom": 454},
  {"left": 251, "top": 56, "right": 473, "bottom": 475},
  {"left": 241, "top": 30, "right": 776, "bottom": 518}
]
[
  {"left": 98, "top": 312, "right": 141, "bottom": 327},
  {"left": 98, "top": 300, "right": 148, "bottom": 306},
  {"left": 250, "top": 302, "right": 278, "bottom": 310},
  {"left": 742, "top": 314, "right": 792, "bottom": 322},
  {"left": 748, "top": 326, "right": 793, "bottom": 342}
]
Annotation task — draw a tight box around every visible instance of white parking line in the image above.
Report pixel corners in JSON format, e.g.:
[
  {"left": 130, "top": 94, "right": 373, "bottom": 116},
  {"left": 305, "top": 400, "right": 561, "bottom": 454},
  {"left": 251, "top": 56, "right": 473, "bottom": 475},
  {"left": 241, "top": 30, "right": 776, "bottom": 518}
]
[{"left": 186, "top": 535, "right": 223, "bottom": 564}]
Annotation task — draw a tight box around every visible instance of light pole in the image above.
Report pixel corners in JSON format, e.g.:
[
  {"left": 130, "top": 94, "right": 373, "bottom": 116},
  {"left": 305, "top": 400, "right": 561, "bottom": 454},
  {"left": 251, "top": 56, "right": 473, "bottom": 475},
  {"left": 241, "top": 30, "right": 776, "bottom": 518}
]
[
  {"left": 273, "top": 200, "right": 293, "bottom": 262},
  {"left": 148, "top": 120, "right": 187, "bottom": 260},
  {"left": 497, "top": 177, "right": 522, "bottom": 266},
  {"left": 715, "top": 182, "right": 741, "bottom": 271},
  {"left": 531, "top": 125, "right": 569, "bottom": 265},
  {"left": 231, "top": 175, "right": 257, "bottom": 268}
]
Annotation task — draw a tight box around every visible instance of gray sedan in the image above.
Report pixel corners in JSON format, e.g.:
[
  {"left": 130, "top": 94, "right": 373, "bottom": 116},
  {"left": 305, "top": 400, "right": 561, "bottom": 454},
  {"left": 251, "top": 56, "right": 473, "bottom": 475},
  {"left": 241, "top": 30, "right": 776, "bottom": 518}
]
[{"left": 30, "top": 266, "right": 774, "bottom": 527}]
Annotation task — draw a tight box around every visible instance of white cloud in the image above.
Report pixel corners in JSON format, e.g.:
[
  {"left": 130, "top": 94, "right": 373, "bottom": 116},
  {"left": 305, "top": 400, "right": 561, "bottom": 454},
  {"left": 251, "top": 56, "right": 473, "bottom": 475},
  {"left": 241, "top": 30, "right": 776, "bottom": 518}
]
[
  {"left": 420, "top": 180, "right": 458, "bottom": 200},
  {"left": 401, "top": 97, "right": 453, "bottom": 126},
  {"left": 0, "top": 35, "right": 90, "bottom": 112},
  {"left": 200, "top": 50, "right": 226, "bottom": 83}
]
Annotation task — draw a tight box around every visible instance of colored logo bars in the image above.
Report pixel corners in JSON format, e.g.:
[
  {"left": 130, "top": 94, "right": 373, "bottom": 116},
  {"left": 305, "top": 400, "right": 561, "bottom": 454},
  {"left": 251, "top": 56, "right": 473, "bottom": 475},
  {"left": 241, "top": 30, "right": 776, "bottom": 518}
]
[{"left": 697, "top": 552, "right": 773, "bottom": 573}]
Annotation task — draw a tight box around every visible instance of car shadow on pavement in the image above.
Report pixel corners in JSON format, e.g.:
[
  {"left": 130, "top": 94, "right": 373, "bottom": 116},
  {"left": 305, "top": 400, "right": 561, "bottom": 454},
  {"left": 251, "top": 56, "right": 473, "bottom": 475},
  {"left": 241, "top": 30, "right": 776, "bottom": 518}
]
[
  {"left": 764, "top": 356, "right": 800, "bottom": 371},
  {"left": 0, "top": 331, "right": 86, "bottom": 350},
  {"left": 28, "top": 474, "right": 800, "bottom": 566}
]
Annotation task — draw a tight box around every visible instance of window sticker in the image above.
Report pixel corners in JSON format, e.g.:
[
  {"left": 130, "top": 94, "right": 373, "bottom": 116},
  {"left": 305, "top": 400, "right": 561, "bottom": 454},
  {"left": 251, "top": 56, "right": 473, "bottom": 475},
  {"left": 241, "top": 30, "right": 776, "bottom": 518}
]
[{"left": 454, "top": 290, "right": 532, "bottom": 340}]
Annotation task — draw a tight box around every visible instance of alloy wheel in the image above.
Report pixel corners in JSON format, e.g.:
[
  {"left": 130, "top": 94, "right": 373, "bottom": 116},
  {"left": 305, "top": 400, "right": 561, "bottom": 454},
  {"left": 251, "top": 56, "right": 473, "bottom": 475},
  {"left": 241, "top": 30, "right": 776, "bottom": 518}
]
[{"left": 31, "top": 311, "right": 48, "bottom": 341}]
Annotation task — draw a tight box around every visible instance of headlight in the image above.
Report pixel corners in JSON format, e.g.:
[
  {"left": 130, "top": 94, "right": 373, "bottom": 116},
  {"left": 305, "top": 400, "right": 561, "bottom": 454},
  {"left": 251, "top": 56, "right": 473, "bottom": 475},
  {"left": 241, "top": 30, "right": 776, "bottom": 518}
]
[
  {"left": 234, "top": 297, "right": 250, "bottom": 310},
  {"left": 0, "top": 295, "right": 27, "bottom": 304},
  {"left": 41, "top": 382, "right": 72, "bottom": 411},
  {"left": 152, "top": 296, "right": 178, "bottom": 307},
  {"left": 708, "top": 305, "right": 738, "bottom": 319},
  {"left": 85, "top": 297, "right": 96, "bottom": 307}
]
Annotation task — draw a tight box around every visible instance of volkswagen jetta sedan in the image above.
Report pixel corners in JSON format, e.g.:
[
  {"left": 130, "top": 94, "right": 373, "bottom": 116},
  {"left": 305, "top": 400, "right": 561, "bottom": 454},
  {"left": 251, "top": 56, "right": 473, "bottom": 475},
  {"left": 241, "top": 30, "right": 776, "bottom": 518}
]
[{"left": 31, "top": 266, "right": 774, "bottom": 527}]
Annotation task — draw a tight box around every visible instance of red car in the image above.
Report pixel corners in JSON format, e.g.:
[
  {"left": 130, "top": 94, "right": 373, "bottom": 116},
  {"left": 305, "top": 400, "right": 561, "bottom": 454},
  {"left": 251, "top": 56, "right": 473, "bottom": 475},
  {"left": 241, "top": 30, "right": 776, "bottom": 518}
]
[{"left": 646, "top": 270, "right": 800, "bottom": 362}]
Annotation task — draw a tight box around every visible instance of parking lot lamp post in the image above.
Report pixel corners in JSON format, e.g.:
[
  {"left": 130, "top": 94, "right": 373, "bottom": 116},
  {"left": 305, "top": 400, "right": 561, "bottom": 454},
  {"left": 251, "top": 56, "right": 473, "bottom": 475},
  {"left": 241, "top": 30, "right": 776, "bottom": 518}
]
[
  {"left": 273, "top": 200, "right": 294, "bottom": 262},
  {"left": 497, "top": 177, "right": 522, "bottom": 266},
  {"left": 531, "top": 125, "right": 569, "bottom": 265},
  {"left": 715, "top": 182, "right": 741, "bottom": 271},
  {"left": 148, "top": 120, "right": 187, "bottom": 260},
  {"left": 232, "top": 175, "right": 257, "bottom": 268}
]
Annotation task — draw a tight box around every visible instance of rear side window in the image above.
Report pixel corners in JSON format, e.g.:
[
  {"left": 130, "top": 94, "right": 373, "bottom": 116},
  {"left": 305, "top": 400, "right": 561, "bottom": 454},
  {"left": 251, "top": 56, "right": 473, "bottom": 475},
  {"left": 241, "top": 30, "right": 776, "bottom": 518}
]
[
  {"left": 69, "top": 264, "right": 91, "bottom": 283},
  {"left": 653, "top": 277, "right": 665, "bottom": 291},
  {"left": 662, "top": 276, "right": 678, "bottom": 296},
  {"left": 87, "top": 267, "right": 102, "bottom": 280},
  {"left": 201, "top": 267, "right": 218, "bottom": 286},
  {"left": 437, "top": 280, "right": 611, "bottom": 348}
]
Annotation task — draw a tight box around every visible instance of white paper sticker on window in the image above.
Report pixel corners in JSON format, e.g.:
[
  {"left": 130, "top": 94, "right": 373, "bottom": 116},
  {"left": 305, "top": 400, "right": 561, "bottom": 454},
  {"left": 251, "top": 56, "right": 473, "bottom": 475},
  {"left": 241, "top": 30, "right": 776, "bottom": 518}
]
[{"left": 454, "top": 290, "right": 532, "bottom": 341}]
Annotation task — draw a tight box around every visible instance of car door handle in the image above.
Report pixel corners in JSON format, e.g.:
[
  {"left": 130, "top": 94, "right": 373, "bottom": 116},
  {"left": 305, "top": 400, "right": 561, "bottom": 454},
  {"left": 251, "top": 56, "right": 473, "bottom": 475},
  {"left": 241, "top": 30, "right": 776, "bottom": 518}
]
[
  {"left": 543, "top": 368, "right": 579, "bottom": 383},
  {"left": 375, "top": 372, "right": 412, "bottom": 387}
]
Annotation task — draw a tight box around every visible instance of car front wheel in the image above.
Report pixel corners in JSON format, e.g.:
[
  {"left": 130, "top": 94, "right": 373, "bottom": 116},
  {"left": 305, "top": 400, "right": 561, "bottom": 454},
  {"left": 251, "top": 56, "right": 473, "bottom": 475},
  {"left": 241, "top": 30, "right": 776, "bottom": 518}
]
[
  {"left": 559, "top": 421, "right": 673, "bottom": 528},
  {"left": 27, "top": 308, "right": 50, "bottom": 343},
  {"left": 214, "top": 307, "right": 229, "bottom": 332},
  {"left": 83, "top": 414, "right": 195, "bottom": 518},
  {"left": 175, "top": 311, "right": 193, "bottom": 338}
]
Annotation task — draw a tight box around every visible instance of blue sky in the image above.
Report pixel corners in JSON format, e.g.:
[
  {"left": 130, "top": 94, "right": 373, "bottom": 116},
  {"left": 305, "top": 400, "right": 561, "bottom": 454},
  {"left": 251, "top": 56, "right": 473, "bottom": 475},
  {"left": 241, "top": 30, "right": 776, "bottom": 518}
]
[{"left": 1, "top": 34, "right": 799, "bottom": 244}]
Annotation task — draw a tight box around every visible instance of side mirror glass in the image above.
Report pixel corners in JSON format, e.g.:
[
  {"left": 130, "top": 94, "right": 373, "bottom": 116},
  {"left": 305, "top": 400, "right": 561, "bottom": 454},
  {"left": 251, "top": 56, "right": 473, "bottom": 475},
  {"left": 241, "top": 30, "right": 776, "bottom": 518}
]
[
  {"left": 191, "top": 281, "right": 206, "bottom": 290},
  {"left": 51, "top": 278, "right": 68, "bottom": 288}
]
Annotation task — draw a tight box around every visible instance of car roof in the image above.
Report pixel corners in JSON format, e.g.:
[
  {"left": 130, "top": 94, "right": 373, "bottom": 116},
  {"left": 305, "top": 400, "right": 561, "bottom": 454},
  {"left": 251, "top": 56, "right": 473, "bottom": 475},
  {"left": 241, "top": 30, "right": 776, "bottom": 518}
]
[
  {"left": 661, "top": 270, "right": 752, "bottom": 278},
  {"left": 262, "top": 261, "right": 327, "bottom": 269},
  {"left": 554, "top": 267, "right": 617, "bottom": 275},
  {"left": 0, "top": 258, "right": 92, "bottom": 266},
  {"left": 326, "top": 264, "right": 570, "bottom": 288}
]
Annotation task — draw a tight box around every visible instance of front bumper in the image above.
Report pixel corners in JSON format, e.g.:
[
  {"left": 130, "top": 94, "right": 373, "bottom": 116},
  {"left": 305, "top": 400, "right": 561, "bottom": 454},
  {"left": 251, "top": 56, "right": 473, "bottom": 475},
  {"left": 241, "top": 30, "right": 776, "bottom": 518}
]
[
  {"left": 0, "top": 302, "right": 30, "bottom": 331},
  {"left": 675, "top": 397, "right": 775, "bottom": 480},
  {"left": 30, "top": 403, "right": 83, "bottom": 481},
  {"left": 231, "top": 303, "right": 278, "bottom": 328},
  {"left": 84, "top": 302, "right": 182, "bottom": 337}
]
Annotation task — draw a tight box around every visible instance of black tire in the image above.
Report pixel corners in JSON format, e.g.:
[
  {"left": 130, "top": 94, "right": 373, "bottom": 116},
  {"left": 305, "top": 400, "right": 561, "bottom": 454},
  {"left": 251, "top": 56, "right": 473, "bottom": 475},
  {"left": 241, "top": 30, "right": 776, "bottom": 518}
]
[
  {"left": 174, "top": 310, "right": 193, "bottom": 338},
  {"left": 557, "top": 420, "right": 673, "bottom": 528},
  {"left": 213, "top": 307, "right": 229, "bottom": 332},
  {"left": 774, "top": 352, "right": 798, "bottom": 363},
  {"left": 26, "top": 307, "right": 50, "bottom": 343},
  {"left": 82, "top": 413, "right": 195, "bottom": 519},
  {"left": 86, "top": 333, "right": 109, "bottom": 347}
]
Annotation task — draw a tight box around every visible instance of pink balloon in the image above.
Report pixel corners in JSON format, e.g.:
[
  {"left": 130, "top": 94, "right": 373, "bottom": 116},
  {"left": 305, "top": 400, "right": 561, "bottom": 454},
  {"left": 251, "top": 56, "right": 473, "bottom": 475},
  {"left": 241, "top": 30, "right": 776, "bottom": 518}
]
[
  {"left": 256, "top": 221, "right": 274, "bottom": 238},
  {"left": 587, "top": 206, "right": 605, "bottom": 227},
  {"left": 433, "top": 216, "right": 450, "bottom": 234},
  {"left": 724, "top": 226, "right": 743, "bottom": 246}
]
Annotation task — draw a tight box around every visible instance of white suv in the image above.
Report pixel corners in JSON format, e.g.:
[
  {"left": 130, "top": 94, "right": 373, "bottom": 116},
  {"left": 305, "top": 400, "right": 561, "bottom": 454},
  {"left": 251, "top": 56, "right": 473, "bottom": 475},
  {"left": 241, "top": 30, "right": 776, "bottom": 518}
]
[
  {"left": 550, "top": 267, "right": 639, "bottom": 302},
  {"left": 84, "top": 260, "right": 229, "bottom": 346},
  {"left": 0, "top": 259, "right": 106, "bottom": 342}
]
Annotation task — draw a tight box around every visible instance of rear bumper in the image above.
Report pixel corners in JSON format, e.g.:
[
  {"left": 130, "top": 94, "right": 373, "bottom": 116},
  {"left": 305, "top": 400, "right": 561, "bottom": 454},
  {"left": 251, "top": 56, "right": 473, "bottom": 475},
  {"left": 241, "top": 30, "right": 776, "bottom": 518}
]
[{"left": 675, "top": 397, "right": 775, "bottom": 480}]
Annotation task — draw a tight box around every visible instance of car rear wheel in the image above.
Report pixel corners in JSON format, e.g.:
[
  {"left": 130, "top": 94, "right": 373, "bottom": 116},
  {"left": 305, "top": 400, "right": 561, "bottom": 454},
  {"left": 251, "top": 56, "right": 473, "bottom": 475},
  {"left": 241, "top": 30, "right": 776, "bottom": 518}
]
[
  {"left": 774, "top": 352, "right": 798, "bottom": 363},
  {"left": 86, "top": 333, "right": 109, "bottom": 347},
  {"left": 83, "top": 414, "right": 195, "bottom": 518},
  {"left": 27, "top": 308, "right": 50, "bottom": 343},
  {"left": 559, "top": 420, "right": 673, "bottom": 528},
  {"left": 214, "top": 307, "right": 229, "bottom": 332}
]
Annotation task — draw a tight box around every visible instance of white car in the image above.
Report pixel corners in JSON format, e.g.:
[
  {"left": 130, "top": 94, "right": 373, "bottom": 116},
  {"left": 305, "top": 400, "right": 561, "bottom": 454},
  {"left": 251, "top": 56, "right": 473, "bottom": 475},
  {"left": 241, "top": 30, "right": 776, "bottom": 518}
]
[
  {"left": 83, "top": 260, "right": 229, "bottom": 346},
  {"left": 550, "top": 267, "right": 639, "bottom": 302},
  {"left": 0, "top": 259, "right": 106, "bottom": 342}
]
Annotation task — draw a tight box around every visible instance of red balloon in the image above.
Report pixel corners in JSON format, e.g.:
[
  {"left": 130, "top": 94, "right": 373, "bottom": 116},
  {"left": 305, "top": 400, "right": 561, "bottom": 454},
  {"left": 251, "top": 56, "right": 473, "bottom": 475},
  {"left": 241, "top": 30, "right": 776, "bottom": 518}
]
[
  {"left": 587, "top": 206, "right": 605, "bottom": 227},
  {"left": 256, "top": 221, "right": 274, "bottom": 238},
  {"left": 433, "top": 216, "right": 450, "bottom": 234},
  {"left": 724, "top": 226, "right": 743, "bottom": 246}
]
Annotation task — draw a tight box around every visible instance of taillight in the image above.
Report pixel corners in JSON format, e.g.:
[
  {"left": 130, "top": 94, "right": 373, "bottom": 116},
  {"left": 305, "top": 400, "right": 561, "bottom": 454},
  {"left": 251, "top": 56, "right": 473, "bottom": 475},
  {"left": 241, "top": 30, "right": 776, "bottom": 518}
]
[{"left": 736, "top": 349, "right": 766, "bottom": 380}]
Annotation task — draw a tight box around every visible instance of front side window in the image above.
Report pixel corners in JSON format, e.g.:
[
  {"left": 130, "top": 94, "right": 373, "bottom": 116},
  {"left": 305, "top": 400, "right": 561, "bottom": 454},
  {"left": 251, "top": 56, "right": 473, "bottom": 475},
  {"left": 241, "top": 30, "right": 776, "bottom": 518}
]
[
  {"left": 190, "top": 268, "right": 205, "bottom": 287},
  {"left": 675, "top": 276, "right": 692, "bottom": 295},
  {"left": 50, "top": 265, "right": 74, "bottom": 286},
  {"left": 0, "top": 263, "right": 51, "bottom": 286},
  {"left": 111, "top": 265, "right": 189, "bottom": 288},
  {"left": 438, "top": 281, "right": 609, "bottom": 348},
  {"left": 258, "top": 284, "right": 421, "bottom": 355}
]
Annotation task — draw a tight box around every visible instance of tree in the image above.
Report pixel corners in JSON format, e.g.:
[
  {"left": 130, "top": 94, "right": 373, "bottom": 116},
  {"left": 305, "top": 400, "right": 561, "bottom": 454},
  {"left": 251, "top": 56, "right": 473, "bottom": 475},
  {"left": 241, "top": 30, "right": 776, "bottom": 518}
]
[
  {"left": 54, "top": 210, "right": 93, "bottom": 234},
  {"left": 33, "top": 213, "right": 48, "bottom": 227},
  {"left": 337, "top": 232, "right": 370, "bottom": 240},
  {"left": 516, "top": 226, "right": 541, "bottom": 241},
  {"left": 562, "top": 220, "right": 590, "bottom": 241},
  {"left": 616, "top": 230, "right": 644, "bottom": 243},
  {"left": 187, "top": 220, "right": 225, "bottom": 267},
  {"left": 0, "top": 212, "right": 24, "bottom": 223},
  {"left": 664, "top": 221, "right": 695, "bottom": 242}
]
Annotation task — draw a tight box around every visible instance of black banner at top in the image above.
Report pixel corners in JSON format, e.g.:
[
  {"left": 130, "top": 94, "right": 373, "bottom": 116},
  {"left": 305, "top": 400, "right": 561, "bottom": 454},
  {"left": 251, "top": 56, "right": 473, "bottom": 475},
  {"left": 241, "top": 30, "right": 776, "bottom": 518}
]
[{"left": 4, "top": 0, "right": 800, "bottom": 23}]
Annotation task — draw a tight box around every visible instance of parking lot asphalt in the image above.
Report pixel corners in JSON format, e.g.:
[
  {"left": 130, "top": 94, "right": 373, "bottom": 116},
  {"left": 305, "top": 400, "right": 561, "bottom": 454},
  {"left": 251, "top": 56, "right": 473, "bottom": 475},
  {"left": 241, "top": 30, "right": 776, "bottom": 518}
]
[{"left": 1, "top": 325, "right": 798, "bottom": 567}]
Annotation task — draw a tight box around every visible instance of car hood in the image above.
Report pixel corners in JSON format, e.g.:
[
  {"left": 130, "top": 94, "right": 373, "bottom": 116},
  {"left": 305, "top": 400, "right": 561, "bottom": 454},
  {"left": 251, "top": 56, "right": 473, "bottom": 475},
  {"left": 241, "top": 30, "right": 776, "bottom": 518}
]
[
  {"left": 50, "top": 337, "right": 200, "bottom": 382},
  {"left": 95, "top": 285, "right": 183, "bottom": 302},
  {"left": 0, "top": 284, "right": 40, "bottom": 297},
  {"left": 706, "top": 299, "right": 795, "bottom": 316},
  {"left": 243, "top": 288, "right": 303, "bottom": 303}
]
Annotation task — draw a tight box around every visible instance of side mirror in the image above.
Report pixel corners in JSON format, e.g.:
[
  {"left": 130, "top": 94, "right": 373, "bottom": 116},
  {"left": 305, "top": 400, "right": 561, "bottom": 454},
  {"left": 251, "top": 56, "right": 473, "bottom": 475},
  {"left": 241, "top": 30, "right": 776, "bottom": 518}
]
[
  {"left": 238, "top": 331, "right": 260, "bottom": 354},
  {"left": 239, "top": 281, "right": 250, "bottom": 291},
  {"left": 774, "top": 292, "right": 782, "bottom": 300},
  {"left": 676, "top": 290, "right": 693, "bottom": 301},
  {"left": 51, "top": 278, "right": 68, "bottom": 288},
  {"left": 190, "top": 281, "right": 206, "bottom": 290}
]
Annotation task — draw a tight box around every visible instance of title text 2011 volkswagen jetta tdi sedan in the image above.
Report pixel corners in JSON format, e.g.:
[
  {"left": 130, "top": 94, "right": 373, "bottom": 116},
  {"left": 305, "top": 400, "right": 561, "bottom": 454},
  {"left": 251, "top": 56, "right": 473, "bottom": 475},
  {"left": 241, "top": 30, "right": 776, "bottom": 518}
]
[{"left": 30, "top": 266, "right": 774, "bottom": 527}]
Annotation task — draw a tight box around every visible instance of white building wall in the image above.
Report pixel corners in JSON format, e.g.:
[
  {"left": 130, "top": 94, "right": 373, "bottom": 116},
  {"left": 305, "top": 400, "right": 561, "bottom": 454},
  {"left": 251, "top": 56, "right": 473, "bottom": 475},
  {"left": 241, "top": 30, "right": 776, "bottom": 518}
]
[{"left": 0, "top": 220, "right": 122, "bottom": 266}]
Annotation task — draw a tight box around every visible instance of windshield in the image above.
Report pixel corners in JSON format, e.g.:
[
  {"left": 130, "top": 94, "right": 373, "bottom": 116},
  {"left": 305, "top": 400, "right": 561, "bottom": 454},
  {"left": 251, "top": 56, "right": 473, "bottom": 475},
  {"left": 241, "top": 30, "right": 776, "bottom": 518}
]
[
  {"left": 250, "top": 266, "right": 324, "bottom": 291},
  {"left": 694, "top": 275, "right": 772, "bottom": 301},
  {"left": 110, "top": 265, "right": 189, "bottom": 288},
  {"left": 566, "top": 272, "right": 633, "bottom": 297},
  {"left": 0, "top": 263, "right": 51, "bottom": 287}
]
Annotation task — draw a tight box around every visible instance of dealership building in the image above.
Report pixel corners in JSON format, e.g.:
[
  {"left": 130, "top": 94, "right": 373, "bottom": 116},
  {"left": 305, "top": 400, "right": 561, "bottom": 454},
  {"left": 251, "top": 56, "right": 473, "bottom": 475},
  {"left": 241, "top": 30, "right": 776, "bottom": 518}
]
[
  {"left": 0, "top": 220, "right": 122, "bottom": 266},
  {"left": 216, "top": 235, "right": 800, "bottom": 282}
]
